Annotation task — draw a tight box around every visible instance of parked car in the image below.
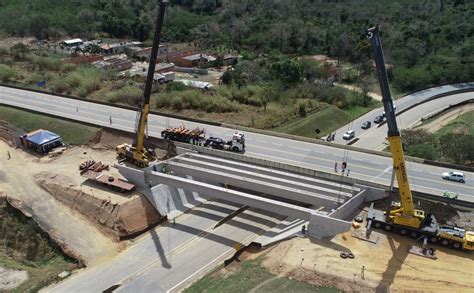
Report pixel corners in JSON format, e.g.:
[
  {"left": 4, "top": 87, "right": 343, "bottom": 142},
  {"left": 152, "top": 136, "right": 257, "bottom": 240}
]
[
  {"left": 342, "top": 130, "right": 355, "bottom": 140},
  {"left": 374, "top": 115, "right": 384, "bottom": 123},
  {"left": 361, "top": 121, "right": 371, "bottom": 129},
  {"left": 442, "top": 171, "right": 466, "bottom": 183}
]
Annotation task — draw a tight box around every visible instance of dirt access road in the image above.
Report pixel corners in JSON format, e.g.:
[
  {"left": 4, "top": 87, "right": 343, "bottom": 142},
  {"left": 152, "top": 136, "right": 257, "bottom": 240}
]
[
  {"left": 0, "top": 141, "right": 119, "bottom": 266},
  {"left": 241, "top": 225, "right": 474, "bottom": 292}
]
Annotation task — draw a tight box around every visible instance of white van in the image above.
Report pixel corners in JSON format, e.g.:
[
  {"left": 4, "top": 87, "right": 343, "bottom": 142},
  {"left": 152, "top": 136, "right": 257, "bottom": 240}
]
[{"left": 343, "top": 130, "right": 355, "bottom": 140}]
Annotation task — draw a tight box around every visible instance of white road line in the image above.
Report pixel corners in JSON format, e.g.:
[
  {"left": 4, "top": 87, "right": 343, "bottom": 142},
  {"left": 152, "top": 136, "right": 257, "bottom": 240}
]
[{"left": 376, "top": 166, "right": 392, "bottom": 179}]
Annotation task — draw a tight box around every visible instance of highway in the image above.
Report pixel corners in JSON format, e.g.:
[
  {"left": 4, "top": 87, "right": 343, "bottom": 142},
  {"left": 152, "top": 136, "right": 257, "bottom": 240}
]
[
  {"left": 0, "top": 85, "right": 473, "bottom": 200},
  {"left": 47, "top": 200, "right": 282, "bottom": 292},
  {"left": 333, "top": 82, "right": 474, "bottom": 148}
]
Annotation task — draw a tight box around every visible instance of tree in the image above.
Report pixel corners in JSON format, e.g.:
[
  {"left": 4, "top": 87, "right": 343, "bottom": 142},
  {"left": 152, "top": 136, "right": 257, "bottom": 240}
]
[
  {"left": 439, "top": 133, "right": 474, "bottom": 164},
  {"left": 270, "top": 59, "right": 302, "bottom": 85},
  {"left": 29, "top": 14, "right": 49, "bottom": 39},
  {"left": 299, "top": 57, "right": 324, "bottom": 82},
  {"left": 401, "top": 129, "right": 436, "bottom": 149}
]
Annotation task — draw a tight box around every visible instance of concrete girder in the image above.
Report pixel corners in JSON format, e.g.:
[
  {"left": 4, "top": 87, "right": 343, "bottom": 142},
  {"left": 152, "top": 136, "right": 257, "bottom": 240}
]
[
  {"left": 151, "top": 171, "right": 313, "bottom": 220},
  {"left": 183, "top": 153, "right": 359, "bottom": 194},
  {"left": 173, "top": 156, "right": 353, "bottom": 199},
  {"left": 164, "top": 162, "right": 344, "bottom": 209}
]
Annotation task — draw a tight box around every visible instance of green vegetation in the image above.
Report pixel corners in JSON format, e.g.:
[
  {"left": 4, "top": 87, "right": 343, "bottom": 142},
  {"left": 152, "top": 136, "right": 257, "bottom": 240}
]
[
  {"left": 402, "top": 111, "right": 474, "bottom": 164},
  {"left": 0, "top": 105, "right": 99, "bottom": 145},
  {"left": 277, "top": 105, "right": 349, "bottom": 138},
  {"left": 0, "top": 197, "right": 78, "bottom": 292},
  {"left": 1, "top": 0, "right": 472, "bottom": 92},
  {"left": 185, "top": 258, "right": 338, "bottom": 293}
]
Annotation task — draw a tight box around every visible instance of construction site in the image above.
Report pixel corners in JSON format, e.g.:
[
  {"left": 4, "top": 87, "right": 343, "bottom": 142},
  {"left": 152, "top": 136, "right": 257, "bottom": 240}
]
[{"left": 1, "top": 6, "right": 473, "bottom": 292}]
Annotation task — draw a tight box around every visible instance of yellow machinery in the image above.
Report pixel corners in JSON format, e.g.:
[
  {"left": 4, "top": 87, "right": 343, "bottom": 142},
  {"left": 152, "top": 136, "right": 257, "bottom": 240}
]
[
  {"left": 116, "top": 1, "right": 168, "bottom": 167},
  {"left": 366, "top": 26, "right": 474, "bottom": 250}
]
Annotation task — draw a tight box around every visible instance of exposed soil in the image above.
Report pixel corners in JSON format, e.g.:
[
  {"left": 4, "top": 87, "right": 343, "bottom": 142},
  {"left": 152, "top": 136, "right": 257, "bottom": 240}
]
[
  {"left": 235, "top": 208, "right": 474, "bottom": 292},
  {"left": 418, "top": 105, "right": 474, "bottom": 133},
  {"left": 0, "top": 267, "right": 29, "bottom": 290},
  {"left": 35, "top": 172, "right": 162, "bottom": 240}
]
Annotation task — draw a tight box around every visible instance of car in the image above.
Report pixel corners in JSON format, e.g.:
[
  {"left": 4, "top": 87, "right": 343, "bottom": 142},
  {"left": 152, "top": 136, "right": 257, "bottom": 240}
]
[
  {"left": 342, "top": 130, "right": 355, "bottom": 140},
  {"left": 374, "top": 115, "right": 384, "bottom": 123},
  {"left": 442, "top": 171, "right": 466, "bottom": 183},
  {"left": 361, "top": 121, "right": 371, "bottom": 129}
]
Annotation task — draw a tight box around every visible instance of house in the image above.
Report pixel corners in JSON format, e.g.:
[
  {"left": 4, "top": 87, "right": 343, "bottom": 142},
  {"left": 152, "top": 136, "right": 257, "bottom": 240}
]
[
  {"left": 61, "top": 38, "right": 83, "bottom": 48},
  {"left": 125, "top": 62, "right": 175, "bottom": 83},
  {"left": 132, "top": 44, "right": 172, "bottom": 61},
  {"left": 179, "top": 53, "right": 216, "bottom": 67},
  {"left": 223, "top": 54, "right": 242, "bottom": 66}
]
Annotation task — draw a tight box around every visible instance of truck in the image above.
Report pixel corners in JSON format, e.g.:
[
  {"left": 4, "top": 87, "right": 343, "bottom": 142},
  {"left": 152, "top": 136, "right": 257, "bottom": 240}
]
[
  {"left": 365, "top": 26, "right": 474, "bottom": 251},
  {"left": 161, "top": 124, "right": 246, "bottom": 152}
]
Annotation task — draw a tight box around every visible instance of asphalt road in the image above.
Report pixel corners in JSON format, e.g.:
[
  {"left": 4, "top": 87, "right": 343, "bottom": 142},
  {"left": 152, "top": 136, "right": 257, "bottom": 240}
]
[
  {"left": 333, "top": 82, "right": 474, "bottom": 147},
  {"left": 46, "top": 200, "right": 282, "bottom": 292},
  {"left": 0, "top": 86, "right": 472, "bottom": 200}
]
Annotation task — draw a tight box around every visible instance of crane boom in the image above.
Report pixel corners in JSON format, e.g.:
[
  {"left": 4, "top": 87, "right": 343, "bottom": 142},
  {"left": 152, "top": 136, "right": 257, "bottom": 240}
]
[
  {"left": 116, "top": 0, "right": 168, "bottom": 167},
  {"left": 367, "top": 26, "right": 423, "bottom": 228},
  {"left": 135, "top": 0, "right": 168, "bottom": 152}
]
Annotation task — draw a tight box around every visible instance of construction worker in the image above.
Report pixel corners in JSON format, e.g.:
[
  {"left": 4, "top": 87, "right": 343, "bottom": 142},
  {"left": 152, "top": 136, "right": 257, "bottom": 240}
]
[
  {"left": 342, "top": 161, "right": 347, "bottom": 173},
  {"left": 7, "top": 150, "right": 11, "bottom": 160}
]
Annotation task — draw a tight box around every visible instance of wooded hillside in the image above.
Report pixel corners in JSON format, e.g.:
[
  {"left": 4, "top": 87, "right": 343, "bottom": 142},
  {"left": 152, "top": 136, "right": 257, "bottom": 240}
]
[{"left": 0, "top": 0, "right": 472, "bottom": 91}]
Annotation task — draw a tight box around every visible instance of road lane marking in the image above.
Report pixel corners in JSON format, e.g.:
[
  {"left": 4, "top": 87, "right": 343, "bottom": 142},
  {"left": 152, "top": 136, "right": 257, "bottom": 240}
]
[{"left": 376, "top": 166, "right": 393, "bottom": 178}]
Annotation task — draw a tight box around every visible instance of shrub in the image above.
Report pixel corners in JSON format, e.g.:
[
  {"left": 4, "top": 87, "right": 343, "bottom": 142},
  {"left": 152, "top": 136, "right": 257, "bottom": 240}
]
[
  {"left": 0, "top": 64, "right": 17, "bottom": 82},
  {"left": 105, "top": 85, "right": 142, "bottom": 106},
  {"left": 50, "top": 67, "right": 103, "bottom": 96}
]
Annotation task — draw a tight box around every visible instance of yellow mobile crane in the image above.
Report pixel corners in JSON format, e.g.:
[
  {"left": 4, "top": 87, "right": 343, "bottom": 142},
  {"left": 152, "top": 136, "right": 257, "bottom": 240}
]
[
  {"left": 116, "top": 0, "right": 168, "bottom": 167},
  {"left": 366, "top": 26, "right": 474, "bottom": 250}
]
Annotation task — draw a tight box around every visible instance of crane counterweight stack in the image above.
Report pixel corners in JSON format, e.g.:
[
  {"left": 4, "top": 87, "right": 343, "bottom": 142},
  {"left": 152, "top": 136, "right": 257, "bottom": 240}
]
[
  {"left": 366, "top": 26, "right": 474, "bottom": 251},
  {"left": 116, "top": 0, "right": 168, "bottom": 167}
]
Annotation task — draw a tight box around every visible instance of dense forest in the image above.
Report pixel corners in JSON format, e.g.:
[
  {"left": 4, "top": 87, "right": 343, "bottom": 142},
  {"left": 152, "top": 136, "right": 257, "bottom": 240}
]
[{"left": 0, "top": 0, "right": 473, "bottom": 91}]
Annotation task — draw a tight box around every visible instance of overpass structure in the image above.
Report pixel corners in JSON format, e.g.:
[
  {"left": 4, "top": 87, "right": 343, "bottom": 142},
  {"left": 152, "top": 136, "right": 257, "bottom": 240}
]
[{"left": 117, "top": 150, "right": 384, "bottom": 239}]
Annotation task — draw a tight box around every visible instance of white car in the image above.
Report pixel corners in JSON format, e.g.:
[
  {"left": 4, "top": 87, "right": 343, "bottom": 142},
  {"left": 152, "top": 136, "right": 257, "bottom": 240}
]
[
  {"left": 343, "top": 130, "right": 355, "bottom": 140},
  {"left": 442, "top": 171, "right": 466, "bottom": 183}
]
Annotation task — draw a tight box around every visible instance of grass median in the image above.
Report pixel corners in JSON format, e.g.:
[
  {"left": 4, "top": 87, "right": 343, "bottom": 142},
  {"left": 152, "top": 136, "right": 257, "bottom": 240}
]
[{"left": 0, "top": 105, "right": 99, "bottom": 145}]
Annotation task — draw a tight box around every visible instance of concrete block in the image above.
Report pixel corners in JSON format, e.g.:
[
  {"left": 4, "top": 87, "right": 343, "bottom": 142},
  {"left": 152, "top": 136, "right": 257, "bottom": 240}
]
[{"left": 308, "top": 212, "right": 351, "bottom": 239}]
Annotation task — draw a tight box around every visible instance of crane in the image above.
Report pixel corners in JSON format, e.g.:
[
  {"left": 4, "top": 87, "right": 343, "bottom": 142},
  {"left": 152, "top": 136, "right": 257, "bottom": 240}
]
[
  {"left": 116, "top": 0, "right": 168, "bottom": 167},
  {"left": 366, "top": 26, "right": 474, "bottom": 250}
]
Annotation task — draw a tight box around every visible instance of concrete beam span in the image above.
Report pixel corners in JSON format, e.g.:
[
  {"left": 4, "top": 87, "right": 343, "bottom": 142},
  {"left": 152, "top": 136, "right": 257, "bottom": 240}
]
[
  {"left": 165, "top": 162, "right": 344, "bottom": 209},
  {"left": 183, "top": 153, "right": 359, "bottom": 194},
  {"left": 151, "top": 171, "right": 313, "bottom": 220},
  {"left": 173, "top": 156, "right": 353, "bottom": 199}
]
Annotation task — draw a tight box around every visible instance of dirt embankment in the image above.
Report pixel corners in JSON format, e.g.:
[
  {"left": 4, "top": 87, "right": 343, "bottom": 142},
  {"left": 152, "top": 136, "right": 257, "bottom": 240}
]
[{"left": 35, "top": 172, "right": 163, "bottom": 240}]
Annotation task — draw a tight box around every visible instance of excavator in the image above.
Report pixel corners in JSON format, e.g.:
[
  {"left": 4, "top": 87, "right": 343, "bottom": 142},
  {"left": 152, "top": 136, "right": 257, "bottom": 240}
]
[
  {"left": 365, "top": 26, "right": 474, "bottom": 251},
  {"left": 116, "top": 0, "right": 168, "bottom": 167}
]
